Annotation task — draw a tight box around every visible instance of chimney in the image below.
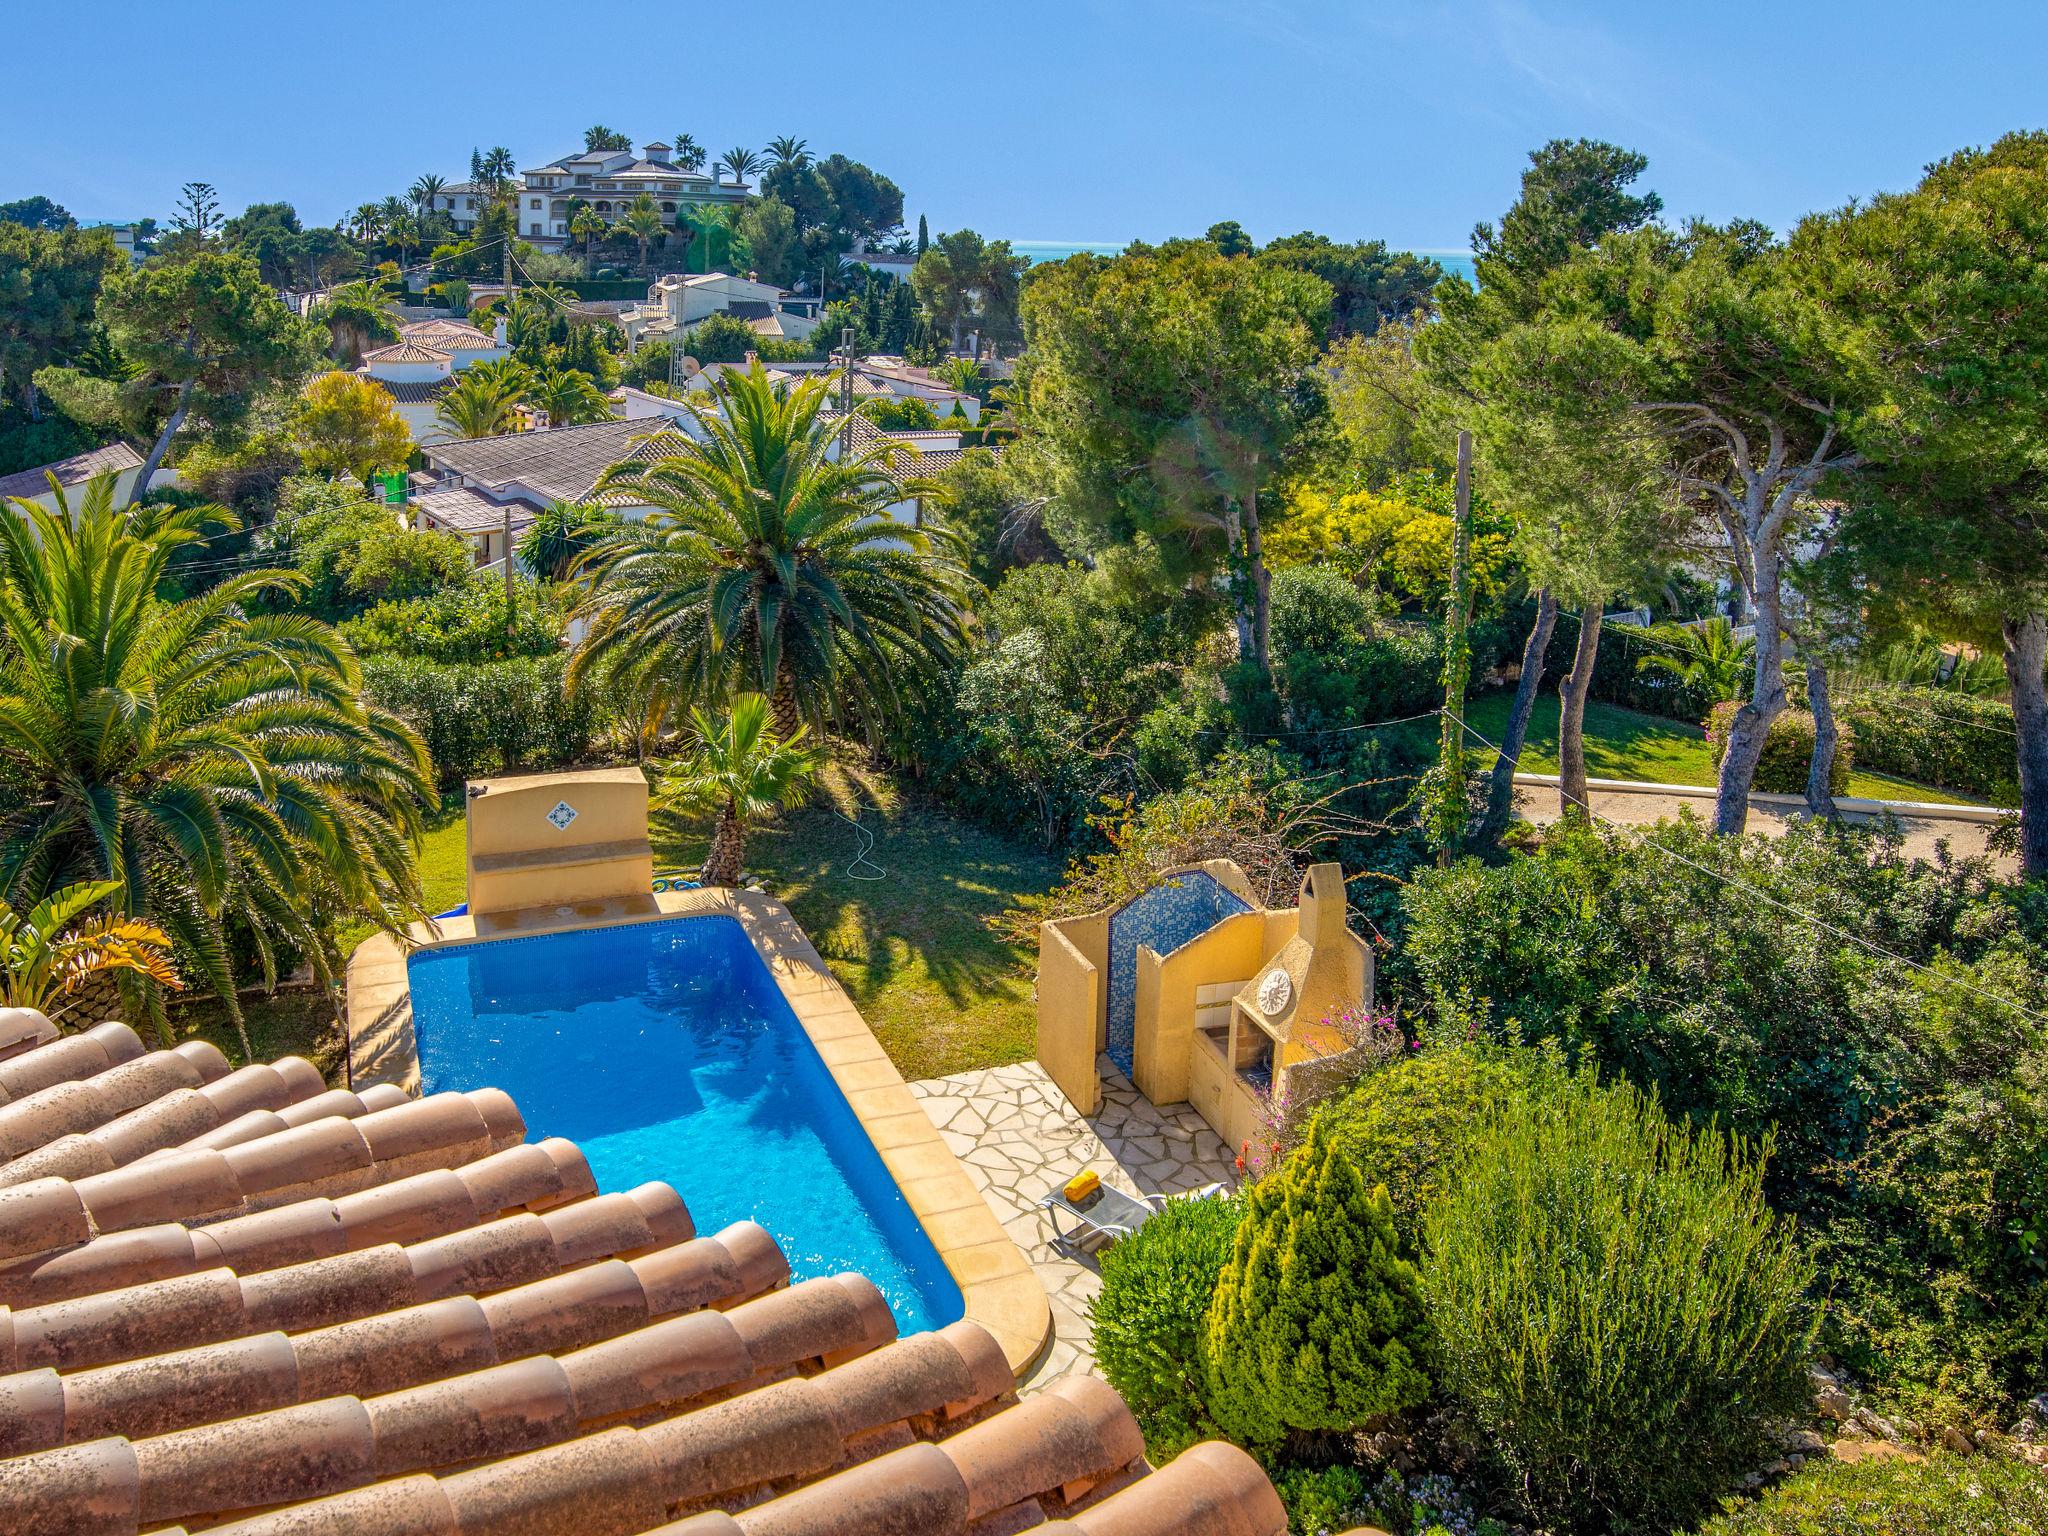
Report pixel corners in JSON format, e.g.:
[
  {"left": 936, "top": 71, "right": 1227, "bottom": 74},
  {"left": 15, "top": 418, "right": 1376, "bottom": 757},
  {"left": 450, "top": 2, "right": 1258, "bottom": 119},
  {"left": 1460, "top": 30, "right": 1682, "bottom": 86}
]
[
  {"left": 493, "top": 318, "right": 508, "bottom": 346},
  {"left": 744, "top": 350, "right": 758, "bottom": 367}
]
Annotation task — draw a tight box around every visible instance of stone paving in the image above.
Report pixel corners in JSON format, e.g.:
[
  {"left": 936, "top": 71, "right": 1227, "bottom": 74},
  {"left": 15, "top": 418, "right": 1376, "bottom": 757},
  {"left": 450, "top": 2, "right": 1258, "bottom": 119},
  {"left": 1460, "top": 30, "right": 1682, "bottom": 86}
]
[{"left": 909, "top": 1056, "right": 1237, "bottom": 1390}]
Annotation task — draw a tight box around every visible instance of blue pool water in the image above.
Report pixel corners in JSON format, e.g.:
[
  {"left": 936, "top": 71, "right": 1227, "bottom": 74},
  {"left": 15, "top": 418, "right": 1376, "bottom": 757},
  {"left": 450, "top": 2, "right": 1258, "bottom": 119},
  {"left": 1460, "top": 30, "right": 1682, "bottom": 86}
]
[{"left": 409, "top": 916, "right": 964, "bottom": 1333}]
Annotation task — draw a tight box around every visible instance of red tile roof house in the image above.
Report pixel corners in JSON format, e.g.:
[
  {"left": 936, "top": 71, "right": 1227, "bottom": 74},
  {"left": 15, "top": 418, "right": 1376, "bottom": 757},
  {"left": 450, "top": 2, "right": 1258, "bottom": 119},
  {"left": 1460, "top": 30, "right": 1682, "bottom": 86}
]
[{"left": 0, "top": 1005, "right": 1352, "bottom": 1536}]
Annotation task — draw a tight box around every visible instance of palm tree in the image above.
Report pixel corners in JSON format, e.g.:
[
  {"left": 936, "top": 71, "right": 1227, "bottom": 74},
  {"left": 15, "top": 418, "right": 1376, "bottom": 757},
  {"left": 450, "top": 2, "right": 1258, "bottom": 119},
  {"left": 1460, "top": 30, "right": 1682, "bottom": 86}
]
[
  {"left": 518, "top": 501, "right": 615, "bottom": 582},
  {"left": 528, "top": 365, "right": 614, "bottom": 429},
  {"left": 657, "top": 694, "right": 822, "bottom": 886},
  {"left": 312, "top": 278, "right": 401, "bottom": 366},
  {"left": 385, "top": 211, "right": 421, "bottom": 266},
  {"left": 0, "top": 476, "right": 433, "bottom": 1053},
  {"left": 933, "top": 356, "right": 984, "bottom": 396},
  {"left": 620, "top": 195, "right": 665, "bottom": 269},
  {"left": 1636, "top": 618, "right": 1756, "bottom": 707},
  {"left": 571, "top": 363, "right": 972, "bottom": 737},
  {"left": 434, "top": 359, "right": 534, "bottom": 439},
  {"left": 410, "top": 173, "right": 447, "bottom": 213},
  {"left": 479, "top": 146, "right": 519, "bottom": 200},
  {"left": 1, "top": 879, "right": 180, "bottom": 1024},
  {"left": 716, "top": 146, "right": 763, "bottom": 188},
  {"left": 765, "top": 136, "right": 811, "bottom": 173},
  {"left": 350, "top": 202, "right": 385, "bottom": 243},
  {"left": 570, "top": 206, "right": 605, "bottom": 260},
  {"left": 672, "top": 134, "right": 707, "bottom": 174}
]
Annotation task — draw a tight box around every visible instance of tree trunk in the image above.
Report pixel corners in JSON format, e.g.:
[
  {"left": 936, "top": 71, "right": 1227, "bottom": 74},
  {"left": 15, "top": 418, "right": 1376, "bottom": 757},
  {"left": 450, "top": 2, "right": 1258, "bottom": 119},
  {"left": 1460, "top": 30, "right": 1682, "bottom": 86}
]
[
  {"left": 1243, "top": 476, "right": 1271, "bottom": 683},
  {"left": 22, "top": 374, "right": 42, "bottom": 423},
  {"left": 703, "top": 800, "right": 745, "bottom": 886},
  {"left": 769, "top": 663, "right": 802, "bottom": 742},
  {"left": 130, "top": 379, "right": 195, "bottom": 507},
  {"left": 1479, "top": 588, "right": 1558, "bottom": 847},
  {"left": 1713, "top": 561, "right": 1789, "bottom": 836},
  {"left": 2004, "top": 611, "right": 2048, "bottom": 881},
  {"left": 1803, "top": 652, "right": 1840, "bottom": 820},
  {"left": 1558, "top": 603, "right": 1603, "bottom": 819}
]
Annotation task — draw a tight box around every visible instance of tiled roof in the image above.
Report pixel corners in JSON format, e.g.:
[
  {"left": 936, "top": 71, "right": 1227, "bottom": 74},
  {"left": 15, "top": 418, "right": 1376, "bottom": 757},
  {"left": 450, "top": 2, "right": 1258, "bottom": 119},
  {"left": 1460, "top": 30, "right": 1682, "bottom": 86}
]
[
  {"left": 359, "top": 372, "right": 455, "bottom": 405},
  {"left": 401, "top": 319, "right": 498, "bottom": 351},
  {"left": 0, "top": 1011, "right": 1289, "bottom": 1536},
  {"left": 0, "top": 441, "right": 145, "bottom": 501},
  {"left": 423, "top": 418, "right": 685, "bottom": 508},
  {"left": 412, "top": 483, "right": 531, "bottom": 535},
  {"left": 362, "top": 340, "right": 453, "bottom": 366}
]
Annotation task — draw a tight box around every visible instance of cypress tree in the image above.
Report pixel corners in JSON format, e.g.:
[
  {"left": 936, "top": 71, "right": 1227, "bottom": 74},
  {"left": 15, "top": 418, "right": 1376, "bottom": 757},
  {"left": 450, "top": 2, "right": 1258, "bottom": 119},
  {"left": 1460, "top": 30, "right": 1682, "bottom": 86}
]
[
  {"left": 917, "top": 213, "right": 929, "bottom": 254},
  {"left": 1203, "top": 1117, "right": 1431, "bottom": 1450}
]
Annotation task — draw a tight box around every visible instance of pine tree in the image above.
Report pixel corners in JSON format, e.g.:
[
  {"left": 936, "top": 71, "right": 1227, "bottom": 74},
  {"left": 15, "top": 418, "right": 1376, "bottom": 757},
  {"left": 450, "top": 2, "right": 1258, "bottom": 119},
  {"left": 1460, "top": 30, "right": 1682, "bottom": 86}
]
[{"left": 1203, "top": 1117, "right": 1432, "bottom": 1450}]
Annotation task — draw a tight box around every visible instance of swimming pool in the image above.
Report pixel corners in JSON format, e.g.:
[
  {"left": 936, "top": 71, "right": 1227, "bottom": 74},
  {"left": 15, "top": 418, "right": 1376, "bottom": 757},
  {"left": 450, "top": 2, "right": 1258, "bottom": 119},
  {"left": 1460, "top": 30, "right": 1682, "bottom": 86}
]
[{"left": 408, "top": 914, "right": 965, "bottom": 1334}]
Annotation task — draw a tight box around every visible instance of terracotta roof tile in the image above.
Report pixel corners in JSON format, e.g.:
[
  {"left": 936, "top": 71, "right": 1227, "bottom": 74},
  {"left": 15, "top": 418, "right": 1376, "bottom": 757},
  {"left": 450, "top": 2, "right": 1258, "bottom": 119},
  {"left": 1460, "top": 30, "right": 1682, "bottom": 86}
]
[{"left": 0, "top": 1009, "right": 1288, "bottom": 1536}]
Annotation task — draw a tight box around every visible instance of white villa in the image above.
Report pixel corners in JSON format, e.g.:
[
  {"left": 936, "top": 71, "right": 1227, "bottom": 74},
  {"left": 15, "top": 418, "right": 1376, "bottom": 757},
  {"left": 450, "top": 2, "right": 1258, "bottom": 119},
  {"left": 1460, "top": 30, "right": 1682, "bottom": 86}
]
[
  {"left": 358, "top": 318, "right": 512, "bottom": 444},
  {"left": 422, "top": 141, "right": 750, "bottom": 250},
  {"left": 621, "top": 273, "right": 823, "bottom": 348}
]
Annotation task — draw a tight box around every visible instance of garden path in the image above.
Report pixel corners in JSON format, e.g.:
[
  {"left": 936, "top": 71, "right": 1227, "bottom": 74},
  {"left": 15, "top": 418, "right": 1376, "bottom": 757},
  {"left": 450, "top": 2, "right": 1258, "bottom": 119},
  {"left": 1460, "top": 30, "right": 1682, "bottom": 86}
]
[
  {"left": 1513, "top": 780, "right": 2015, "bottom": 872},
  {"left": 909, "top": 1059, "right": 1236, "bottom": 1391}
]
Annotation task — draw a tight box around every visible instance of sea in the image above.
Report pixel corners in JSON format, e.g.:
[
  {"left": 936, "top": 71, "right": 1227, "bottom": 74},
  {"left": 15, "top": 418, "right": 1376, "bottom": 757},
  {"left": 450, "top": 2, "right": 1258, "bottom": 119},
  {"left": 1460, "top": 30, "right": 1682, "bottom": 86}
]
[{"left": 1012, "top": 240, "right": 1478, "bottom": 287}]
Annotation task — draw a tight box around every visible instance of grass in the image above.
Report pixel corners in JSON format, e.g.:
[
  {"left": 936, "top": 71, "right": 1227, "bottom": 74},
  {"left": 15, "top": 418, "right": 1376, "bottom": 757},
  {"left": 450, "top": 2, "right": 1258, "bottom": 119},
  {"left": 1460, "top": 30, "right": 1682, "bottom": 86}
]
[
  {"left": 653, "top": 761, "right": 1062, "bottom": 1081},
  {"left": 1432, "top": 693, "right": 1984, "bottom": 807}
]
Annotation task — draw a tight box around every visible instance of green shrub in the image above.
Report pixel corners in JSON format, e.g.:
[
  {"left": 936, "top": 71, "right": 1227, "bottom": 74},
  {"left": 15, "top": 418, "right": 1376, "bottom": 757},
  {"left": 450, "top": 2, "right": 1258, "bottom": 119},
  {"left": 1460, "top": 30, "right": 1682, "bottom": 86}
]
[
  {"left": 1315, "top": 1043, "right": 1541, "bottom": 1254},
  {"left": 1204, "top": 1119, "right": 1431, "bottom": 1451},
  {"left": 1421, "top": 1071, "right": 1815, "bottom": 1534},
  {"left": 1089, "top": 1190, "right": 1243, "bottom": 1459},
  {"left": 1839, "top": 686, "right": 2020, "bottom": 805},
  {"left": 340, "top": 580, "right": 563, "bottom": 664},
  {"left": 362, "top": 652, "right": 593, "bottom": 784},
  {"left": 1272, "top": 1464, "right": 1375, "bottom": 1536},
  {"left": 1696, "top": 1451, "right": 2048, "bottom": 1535},
  {"left": 1396, "top": 818, "right": 2048, "bottom": 1415},
  {"left": 1707, "top": 702, "right": 1852, "bottom": 794}
]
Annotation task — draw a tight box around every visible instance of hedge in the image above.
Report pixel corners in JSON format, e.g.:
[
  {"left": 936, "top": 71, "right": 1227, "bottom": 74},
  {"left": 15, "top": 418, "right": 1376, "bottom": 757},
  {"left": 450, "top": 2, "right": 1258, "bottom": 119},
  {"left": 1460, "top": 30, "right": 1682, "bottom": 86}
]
[
  {"left": 362, "top": 653, "right": 593, "bottom": 785},
  {"left": 1837, "top": 686, "right": 2019, "bottom": 806},
  {"left": 1707, "top": 703, "right": 1852, "bottom": 795}
]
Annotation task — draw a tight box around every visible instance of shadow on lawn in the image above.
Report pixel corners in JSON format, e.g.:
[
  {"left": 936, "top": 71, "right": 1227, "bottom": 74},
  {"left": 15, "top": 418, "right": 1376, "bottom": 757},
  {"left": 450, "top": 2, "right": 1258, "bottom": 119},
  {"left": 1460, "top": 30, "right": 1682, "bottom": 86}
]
[{"left": 652, "top": 762, "right": 1062, "bottom": 1016}]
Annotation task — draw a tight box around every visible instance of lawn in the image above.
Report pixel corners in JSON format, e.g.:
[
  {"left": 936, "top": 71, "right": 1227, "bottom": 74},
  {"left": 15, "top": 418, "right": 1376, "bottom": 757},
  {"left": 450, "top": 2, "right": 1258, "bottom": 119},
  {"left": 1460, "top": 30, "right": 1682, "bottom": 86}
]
[
  {"left": 1437, "top": 693, "right": 1983, "bottom": 806},
  {"left": 652, "top": 761, "right": 1062, "bottom": 1081}
]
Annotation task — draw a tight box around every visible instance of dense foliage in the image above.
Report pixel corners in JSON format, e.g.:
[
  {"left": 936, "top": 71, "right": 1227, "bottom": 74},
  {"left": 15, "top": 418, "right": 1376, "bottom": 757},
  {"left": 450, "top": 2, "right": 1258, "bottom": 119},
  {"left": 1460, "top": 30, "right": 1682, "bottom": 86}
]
[
  {"left": 0, "top": 476, "right": 432, "bottom": 1044},
  {"left": 1838, "top": 686, "right": 2021, "bottom": 805},
  {"left": 1696, "top": 1451, "right": 2048, "bottom": 1535},
  {"left": 1707, "top": 703, "right": 1852, "bottom": 795},
  {"left": 1090, "top": 1190, "right": 1243, "bottom": 1459},
  {"left": 362, "top": 653, "right": 593, "bottom": 786},
  {"left": 1422, "top": 1071, "right": 1814, "bottom": 1534},
  {"left": 1399, "top": 820, "right": 2048, "bottom": 1413}
]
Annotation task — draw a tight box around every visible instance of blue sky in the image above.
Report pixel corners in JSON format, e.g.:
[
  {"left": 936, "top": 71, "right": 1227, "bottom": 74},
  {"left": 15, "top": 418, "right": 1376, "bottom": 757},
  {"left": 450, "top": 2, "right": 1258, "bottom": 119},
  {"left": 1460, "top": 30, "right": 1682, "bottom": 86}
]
[{"left": 6, "top": 1, "right": 2045, "bottom": 251}]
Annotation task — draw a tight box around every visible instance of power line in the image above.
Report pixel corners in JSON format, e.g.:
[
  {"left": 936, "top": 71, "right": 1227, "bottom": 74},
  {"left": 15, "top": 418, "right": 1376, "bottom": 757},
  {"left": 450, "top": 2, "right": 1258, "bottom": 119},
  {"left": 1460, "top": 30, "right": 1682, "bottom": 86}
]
[{"left": 1448, "top": 711, "right": 2048, "bottom": 1031}]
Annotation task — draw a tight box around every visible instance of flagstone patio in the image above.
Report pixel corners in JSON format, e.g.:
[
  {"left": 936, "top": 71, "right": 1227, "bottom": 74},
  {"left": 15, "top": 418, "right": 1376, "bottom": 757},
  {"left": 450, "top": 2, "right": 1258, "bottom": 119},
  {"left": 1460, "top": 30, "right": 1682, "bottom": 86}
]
[{"left": 908, "top": 1057, "right": 1238, "bottom": 1389}]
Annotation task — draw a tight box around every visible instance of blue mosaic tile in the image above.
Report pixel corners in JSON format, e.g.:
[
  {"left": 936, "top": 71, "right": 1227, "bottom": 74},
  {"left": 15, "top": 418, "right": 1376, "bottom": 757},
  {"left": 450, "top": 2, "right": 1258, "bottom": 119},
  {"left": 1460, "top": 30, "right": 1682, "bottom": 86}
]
[{"left": 1105, "top": 871, "right": 1251, "bottom": 1076}]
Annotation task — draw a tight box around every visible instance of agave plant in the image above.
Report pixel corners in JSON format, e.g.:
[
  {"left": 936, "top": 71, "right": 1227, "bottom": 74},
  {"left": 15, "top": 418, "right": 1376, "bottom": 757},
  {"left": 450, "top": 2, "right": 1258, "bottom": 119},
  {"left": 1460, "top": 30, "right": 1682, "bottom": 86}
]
[
  {"left": 0, "top": 474, "right": 434, "bottom": 1052},
  {"left": 1, "top": 879, "right": 180, "bottom": 1022},
  {"left": 570, "top": 362, "right": 972, "bottom": 737},
  {"left": 656, "top": 694, "right": 822, "bottom": 887}
]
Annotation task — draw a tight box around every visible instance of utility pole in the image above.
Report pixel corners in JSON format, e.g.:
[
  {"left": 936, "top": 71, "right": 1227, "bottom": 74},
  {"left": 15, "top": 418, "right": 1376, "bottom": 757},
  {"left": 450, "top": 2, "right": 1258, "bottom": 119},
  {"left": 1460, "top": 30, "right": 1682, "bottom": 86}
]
[
  {"left": 837, "top": 326, "right": 855, "bottom": 455},
  {"left": 1434, "top": 429, "right": 1475, "bottom": 866}
]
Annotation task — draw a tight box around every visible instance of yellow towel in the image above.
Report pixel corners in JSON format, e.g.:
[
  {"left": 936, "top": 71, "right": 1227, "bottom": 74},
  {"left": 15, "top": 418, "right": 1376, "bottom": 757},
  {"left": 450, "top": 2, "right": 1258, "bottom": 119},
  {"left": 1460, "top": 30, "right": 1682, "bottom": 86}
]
[{"left": 1063, "top": 1170, "right": 1101, "bottom": 1202}]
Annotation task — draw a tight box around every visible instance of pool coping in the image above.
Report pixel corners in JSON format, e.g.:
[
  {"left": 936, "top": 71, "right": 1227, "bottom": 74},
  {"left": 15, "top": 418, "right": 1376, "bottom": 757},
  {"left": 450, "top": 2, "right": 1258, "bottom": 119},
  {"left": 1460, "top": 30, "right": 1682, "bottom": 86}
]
[{"left": 344, "top": 887, "right": 1053, "bottom": 1378}]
